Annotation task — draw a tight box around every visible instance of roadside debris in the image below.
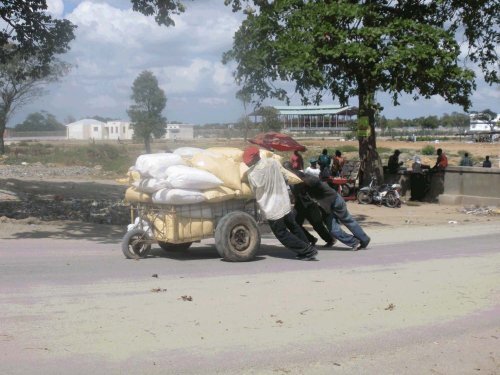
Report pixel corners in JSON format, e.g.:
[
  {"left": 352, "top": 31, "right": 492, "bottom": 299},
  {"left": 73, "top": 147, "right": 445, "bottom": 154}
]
[
  {"left": 180, "top": 295, "right": 193, "bottom": 301},
  {"left": 385, "top": 303, "right": 396, "bottom": 311},
  {"left": 151, "top": 288, "right": 166, "bottom": 293},
  {"left": 460, "top": 206, "right": 499, "bottom": 216}
]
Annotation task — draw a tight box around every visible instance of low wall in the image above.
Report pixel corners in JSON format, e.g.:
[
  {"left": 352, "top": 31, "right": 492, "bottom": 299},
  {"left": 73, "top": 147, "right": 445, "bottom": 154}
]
[{"left": 439, "top": 166, "right": 500, "bottom": 206}]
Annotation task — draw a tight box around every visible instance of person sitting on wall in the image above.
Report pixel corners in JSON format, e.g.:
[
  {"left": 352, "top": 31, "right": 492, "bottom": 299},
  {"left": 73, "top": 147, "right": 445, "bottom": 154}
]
[
  {"left": 482, "top": 155, "right": 492, "bottom": 168},
  {"left": 387, "top": 149, "right": 403, "bottom": 174},
  {"left": 305, "top": 158, "right": 321, "bottom": 177},
  {"left": 459, "top": 152, "right": 473, "bottom": 166}
]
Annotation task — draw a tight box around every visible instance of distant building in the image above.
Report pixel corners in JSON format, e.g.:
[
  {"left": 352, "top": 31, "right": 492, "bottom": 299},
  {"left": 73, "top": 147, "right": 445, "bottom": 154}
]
[
  {"left": 250, "top": 104, "right": 358, "bottom": 132},
  {"left": 66, "top": 119, "right": 133, "bottom": 140},
  {"left": 164, "top": 123, "right": 194, "bottom": 140},
  {"left": 469, "top": 113, "right": 500, "bottom": 133}
]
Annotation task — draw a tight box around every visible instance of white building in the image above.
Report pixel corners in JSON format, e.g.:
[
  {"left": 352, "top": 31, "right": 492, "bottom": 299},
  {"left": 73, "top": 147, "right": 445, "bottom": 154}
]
[
  {"left": 164, "top": 123, "right": 194, "bottom": 140},
  {"left": 66, "top": 119, "right": 134, "bottom": 140},
  {"left": 469, "top": 113, "right": 500, "bottom": 133}
]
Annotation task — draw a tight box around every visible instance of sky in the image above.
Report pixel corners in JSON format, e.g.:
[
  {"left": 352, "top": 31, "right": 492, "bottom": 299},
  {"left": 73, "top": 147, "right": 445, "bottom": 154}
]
[{"left": 9, "top": 0, "right": 500, "bottom": 127}]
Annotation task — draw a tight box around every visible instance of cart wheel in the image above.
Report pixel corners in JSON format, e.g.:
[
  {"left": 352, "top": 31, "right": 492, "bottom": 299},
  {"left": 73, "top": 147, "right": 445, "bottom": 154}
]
[
  {"left": 215, "top": 211, "right": 260, "bottom": 262},
  {"left": 340, "top": 184, "right": 351, "bottom": 197},
  {"left": 357, "top": 190, "right": 372, "bottom": 205},
  {"left": 122, "top": 228, "right": 152, "bottom": 259},
  {"left": 384, "top": 191, "right": 400, "bottom": 208},
  {"left": 158, "top": 241, "right": 192, "bottom": 251}
]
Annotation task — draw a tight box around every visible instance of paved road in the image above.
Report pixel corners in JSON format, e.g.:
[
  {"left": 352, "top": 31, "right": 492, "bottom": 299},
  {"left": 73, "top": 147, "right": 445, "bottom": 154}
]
[{"left": 1, "top": 224, "right": 499, "bottom": 374}]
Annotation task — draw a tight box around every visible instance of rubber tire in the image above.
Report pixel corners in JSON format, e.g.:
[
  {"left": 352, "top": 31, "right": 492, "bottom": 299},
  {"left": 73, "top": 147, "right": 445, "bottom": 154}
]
[
  {"left": 357, "top": 190, "right": 372, "bottom": 205},
  {"left": 158, "top": 241, "right": 193, "bottom": 251},
  {"left": 340, "top": 184, "right": 351, "bottom": 197},
  {"left": 384, "top": 191, "right": 400, "bottom": 208},
  {"left": 215, "top": 211, "right": 260, "bottom": 262},
  {"left": 122, "top": 228, "right": 152, "bottom": 259}
]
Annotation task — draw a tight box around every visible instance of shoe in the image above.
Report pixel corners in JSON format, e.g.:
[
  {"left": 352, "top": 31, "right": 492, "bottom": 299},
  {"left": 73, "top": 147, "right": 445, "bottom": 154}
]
[
  {"left": 296, "top": 248, "right": 318, "bottom": 261},
  {"left": 310, "top": 237, "right": 318, "bottom": 246},
  {"left": 358, "top": 237, "right": 371, "bottom": 250},
  {"left": 350, "top": 240, "right": 360, "bottom": 251},
  {"left": 322, "top": 239, "right": 335, "bottom": 248}
]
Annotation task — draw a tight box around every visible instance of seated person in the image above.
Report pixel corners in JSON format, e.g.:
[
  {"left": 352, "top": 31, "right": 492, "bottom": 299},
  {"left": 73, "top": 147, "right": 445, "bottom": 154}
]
[
  {"left": 305, "top": 158, "right": 321, "bottom": 177},
  {"left": 387, "top": 149, "right": 403, "bottom": 174}
]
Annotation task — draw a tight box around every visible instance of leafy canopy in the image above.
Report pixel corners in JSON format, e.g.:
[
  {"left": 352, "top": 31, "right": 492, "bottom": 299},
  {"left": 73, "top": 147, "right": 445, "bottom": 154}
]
[
  {"left": 15, "top": 111, "right": 65, "bottom": 131},
  {"left": 222, "top": 1, "right": 491, "bottom": 114},
  {"left": 127, "top": 71, "right": 167, "bottom": 152}
]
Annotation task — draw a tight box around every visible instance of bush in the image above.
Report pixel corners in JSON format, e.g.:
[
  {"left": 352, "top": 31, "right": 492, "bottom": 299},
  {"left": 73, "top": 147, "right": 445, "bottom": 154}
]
[{"left": 421, "top": 145, "right": 435, "bottom": 155}]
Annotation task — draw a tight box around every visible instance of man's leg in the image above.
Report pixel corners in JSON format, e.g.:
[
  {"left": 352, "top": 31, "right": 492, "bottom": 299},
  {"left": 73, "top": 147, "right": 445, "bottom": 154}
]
[
  {"left": 329, "top": 214, "right": 359, "bottom": 248},
  {"left": 268, "top": 213, "right": 312, "bottom": 255},
  {"left": 294, "top": 208, "right": 317, "bottom": 244},
  {"left": 332, "top": 195, "right": 370, "bottom": 244},
  {"left": 307, "top": 206, "right": 334, "bottom": 244}
]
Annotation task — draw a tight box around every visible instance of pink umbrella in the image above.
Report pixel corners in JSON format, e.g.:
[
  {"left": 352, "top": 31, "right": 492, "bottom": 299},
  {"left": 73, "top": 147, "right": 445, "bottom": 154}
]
[{"left": 248, "top": 132, "right": 306, "bottom": 152}]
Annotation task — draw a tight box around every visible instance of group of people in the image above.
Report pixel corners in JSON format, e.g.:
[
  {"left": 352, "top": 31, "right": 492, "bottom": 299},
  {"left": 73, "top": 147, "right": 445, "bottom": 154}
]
[
  {"left": 292, "top": 148, "right": 346, "bottom": 180},
  {"left": 387, "top": 147, "right": 492, "bottom": 174},
  {"left": 243, "top": 146, "right": 370, "bottom": 261}
]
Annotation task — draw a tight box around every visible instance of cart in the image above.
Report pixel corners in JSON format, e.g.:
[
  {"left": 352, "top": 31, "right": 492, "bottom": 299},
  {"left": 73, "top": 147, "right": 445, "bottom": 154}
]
[
  {"left": 323, "top": 160, "right": 361, "bottom": 201},
  {"left": 122, "top": 199, "right": 261, "bottom": 262}
]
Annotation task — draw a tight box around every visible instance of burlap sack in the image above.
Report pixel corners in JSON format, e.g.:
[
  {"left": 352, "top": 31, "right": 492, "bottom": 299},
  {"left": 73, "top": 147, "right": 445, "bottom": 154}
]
[{"left": 190, "top": 152, "right": 242, "bottom": 191}]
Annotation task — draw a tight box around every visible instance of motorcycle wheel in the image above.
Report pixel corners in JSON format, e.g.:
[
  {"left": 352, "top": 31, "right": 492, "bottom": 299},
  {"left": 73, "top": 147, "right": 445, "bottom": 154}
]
[
  {"left": 357, "top": 190, "right": 372, "bottom": 205},
  {"left": 384, "top": 191, "right": 400, "bottom": 208}
]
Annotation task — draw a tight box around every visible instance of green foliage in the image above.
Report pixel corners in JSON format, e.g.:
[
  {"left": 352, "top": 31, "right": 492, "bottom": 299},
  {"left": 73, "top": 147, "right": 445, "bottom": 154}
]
[
  {"left": 335, "top": 145, "right": 358, "bottom": 153},
  {"left": 0, "top": 1, "right": 76, "bottom": 66},
  {"left": 421, "top": 145, "right": 436, "bottom": 155},
  {"left": 377, "top": 147, "right": 393, "bottom": 154},
  {"left": 127, "top": 71, "right": 167, "bottom": 153},
  {"left": 15, "top": 112, "right": 65, "bottom": 131},
  {"left": 258, "top": 106, "right": 281, "bottom": 132}
]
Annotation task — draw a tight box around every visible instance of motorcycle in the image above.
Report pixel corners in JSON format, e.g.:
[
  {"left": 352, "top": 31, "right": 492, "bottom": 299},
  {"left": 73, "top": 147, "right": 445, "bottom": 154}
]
[{"left": 357, "top": 176, "right": 402, "bottom": 208}]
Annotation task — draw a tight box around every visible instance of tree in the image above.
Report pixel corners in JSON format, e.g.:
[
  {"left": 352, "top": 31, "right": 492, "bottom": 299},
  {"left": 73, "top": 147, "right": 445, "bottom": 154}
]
[
  {"left": 0, "top": 50, "right": 71, "bottom": 153},
  {"left": 258, "top": 106, "right": 281, "bottom": 132},
  {"left": 15, "top": 111, "right": 65, "bottom": 131},
  {"left": 0, "top": 1, "right": 75, "bottom": 154},
  {"left": 127, "top": 71, "right": 167, "bottom": 153},
  {"left": 222, "top": 0, "right": 498, "bottom": 183},
  {"left": 1, "top": 1, "right": 76, "bottom": 66}
]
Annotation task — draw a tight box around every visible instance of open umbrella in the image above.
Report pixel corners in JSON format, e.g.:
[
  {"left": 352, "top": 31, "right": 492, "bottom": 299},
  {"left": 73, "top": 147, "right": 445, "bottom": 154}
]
[{"left": 248, "top": 132, "right": 306, "bottom": 152}]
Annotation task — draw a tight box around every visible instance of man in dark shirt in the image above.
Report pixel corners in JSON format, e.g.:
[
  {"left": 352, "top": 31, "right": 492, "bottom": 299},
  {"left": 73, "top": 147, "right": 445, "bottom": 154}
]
[
  {"left": 482, "top": 156, "right": 492, "bottom": 168},
  {"left": 387, "top": 149, "right": 403, "bottom": 174},
  {"left": 300, "top": 173, "right": 371, "bottom": 250}
]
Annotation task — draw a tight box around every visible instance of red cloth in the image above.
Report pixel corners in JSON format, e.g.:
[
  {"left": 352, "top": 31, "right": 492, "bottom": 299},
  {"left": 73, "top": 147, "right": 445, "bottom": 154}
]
[{"left": 243, "top": 146, "right": 261, "bottom": 166}]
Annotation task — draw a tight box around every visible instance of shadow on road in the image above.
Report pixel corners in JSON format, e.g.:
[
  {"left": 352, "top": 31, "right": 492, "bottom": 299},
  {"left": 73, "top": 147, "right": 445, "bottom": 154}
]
[{"left": 7, "top": 221, "right": 125, "bottom": 244}]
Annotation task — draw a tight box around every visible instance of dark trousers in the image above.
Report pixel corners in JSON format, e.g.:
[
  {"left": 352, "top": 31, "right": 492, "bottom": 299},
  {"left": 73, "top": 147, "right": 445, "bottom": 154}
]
[
  {"left": 268, "top": 210, "right": 311, "bottom": 255},
  {"left": 295, "top": 204, "right": 333, "bottom": 244}
]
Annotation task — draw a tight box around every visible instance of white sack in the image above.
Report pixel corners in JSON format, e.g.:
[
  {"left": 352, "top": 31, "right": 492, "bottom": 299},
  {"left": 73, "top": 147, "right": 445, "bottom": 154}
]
[
  {"left": 166, "top": 165, "right": 223, "bottom": 190},
  {"left": 173, "top": 147, "right": 205, "bottom": 159},
  {"left": 135, "top": 153, "right": 186, "bottom": 178},
  {"left": 127, "top": 217, "right": 153, "bottom": 237},
  {"left": 133, "top": 178, "right": 171, "bottom": 193},
  {"left": 153, "top": 188, "right": 207, "bottom": 205}
]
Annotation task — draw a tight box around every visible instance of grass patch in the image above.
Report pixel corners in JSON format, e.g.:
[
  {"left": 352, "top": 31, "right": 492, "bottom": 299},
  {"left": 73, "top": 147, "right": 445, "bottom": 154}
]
[
  {"left": 421, "top": 145, "right": 435, "bottom": 155},
  {"left": 5, "top": 143, "right": 135, "bottom": 174}
]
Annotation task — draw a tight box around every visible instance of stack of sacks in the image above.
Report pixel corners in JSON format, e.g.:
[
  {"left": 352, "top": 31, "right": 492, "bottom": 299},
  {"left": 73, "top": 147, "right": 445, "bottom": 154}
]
[{"left": 124, "top": 147, "right": 293, "bottom": 207}]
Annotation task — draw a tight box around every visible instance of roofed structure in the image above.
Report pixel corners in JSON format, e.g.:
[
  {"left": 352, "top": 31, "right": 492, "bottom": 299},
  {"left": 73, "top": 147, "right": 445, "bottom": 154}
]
[{"left": 251, "top": 104, "right": 358, "bottom": 132}]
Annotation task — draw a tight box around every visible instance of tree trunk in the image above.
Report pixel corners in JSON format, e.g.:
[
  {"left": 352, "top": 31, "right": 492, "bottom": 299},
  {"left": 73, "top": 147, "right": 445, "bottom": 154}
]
[
  {"left": 357, "top": 91, "right": 383, "bottom": 186},
  {"left": 144, "top": 135, "right": 151, "bottom": 153},
  {"left": 0, "top": 114, "right": 7, "bottom": 155}
]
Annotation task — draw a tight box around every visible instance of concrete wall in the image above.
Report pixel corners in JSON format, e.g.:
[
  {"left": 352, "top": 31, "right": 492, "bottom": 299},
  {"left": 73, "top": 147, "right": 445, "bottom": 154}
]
[{"left": 439, "top": 166, "right": 500, "bottom": 206}]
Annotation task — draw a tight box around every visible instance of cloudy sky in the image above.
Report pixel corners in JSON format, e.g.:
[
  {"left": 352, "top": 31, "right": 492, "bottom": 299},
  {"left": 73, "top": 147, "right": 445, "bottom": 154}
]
[{"left": 10, "top": 0, "right": 500, "bottom": 126}]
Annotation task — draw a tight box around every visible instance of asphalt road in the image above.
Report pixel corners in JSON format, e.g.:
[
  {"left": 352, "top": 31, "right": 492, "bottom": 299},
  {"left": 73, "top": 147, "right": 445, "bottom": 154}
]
[{"left": 1, "top": 225, "right": 499, "bottom": 374}]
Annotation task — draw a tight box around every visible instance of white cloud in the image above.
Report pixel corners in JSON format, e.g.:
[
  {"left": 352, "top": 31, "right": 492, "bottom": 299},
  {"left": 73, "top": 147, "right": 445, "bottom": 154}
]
[
  {"left": 46, "top": 0, "right": 64, "bottom": 17},
  {"left": 198, "top": 97, "right": 228, "bottom": 106}
]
